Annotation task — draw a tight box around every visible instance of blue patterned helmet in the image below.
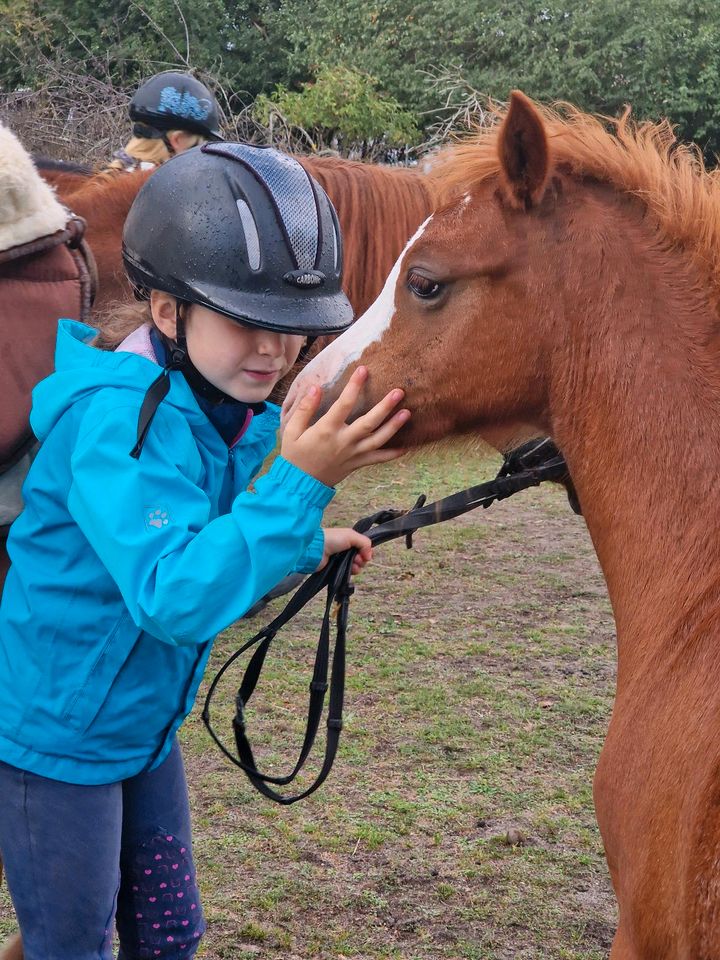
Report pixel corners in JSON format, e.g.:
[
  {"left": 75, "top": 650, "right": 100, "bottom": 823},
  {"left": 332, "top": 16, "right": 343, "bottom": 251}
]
[{"left": 129, "top": 71, "right": 224, "bottom": 140}]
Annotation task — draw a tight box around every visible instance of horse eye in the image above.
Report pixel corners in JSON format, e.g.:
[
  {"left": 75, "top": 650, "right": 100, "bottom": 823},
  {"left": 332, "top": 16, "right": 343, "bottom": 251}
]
[{"left": 407, "top": 271, "right": 442, "bottom": 300}]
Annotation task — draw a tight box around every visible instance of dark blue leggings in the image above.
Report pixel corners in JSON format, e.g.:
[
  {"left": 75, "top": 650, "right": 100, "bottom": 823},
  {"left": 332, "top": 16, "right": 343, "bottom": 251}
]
[{"left": 0, "top": 739, "right": 205, "bottom": 959}]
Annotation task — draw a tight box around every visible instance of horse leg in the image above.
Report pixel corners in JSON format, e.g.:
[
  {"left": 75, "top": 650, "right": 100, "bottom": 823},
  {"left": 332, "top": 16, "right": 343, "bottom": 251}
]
[
  {"left": 0, "top": 934, "right": 23, "bottom": 960},
  {"left": 610, "top": 924, "right": 638, "bottom": 960},
  {"left": 595, "top": 729, "right": 643, "bottom": 960}
]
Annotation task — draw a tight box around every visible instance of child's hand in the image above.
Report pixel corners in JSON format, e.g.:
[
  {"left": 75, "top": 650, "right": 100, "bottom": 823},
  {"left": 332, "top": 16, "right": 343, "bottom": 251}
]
[
  {"left": 317, "top": 528, "right": 373, "bottom": 574},
  {"left": 281, "top": 366, "right": 410, "bottom": 487}
]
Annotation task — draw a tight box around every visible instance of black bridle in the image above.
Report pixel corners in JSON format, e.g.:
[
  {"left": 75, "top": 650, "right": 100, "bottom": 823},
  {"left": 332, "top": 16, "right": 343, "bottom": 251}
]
[{"left": 202, "top": 438, "right": 572, "bottom": 805}]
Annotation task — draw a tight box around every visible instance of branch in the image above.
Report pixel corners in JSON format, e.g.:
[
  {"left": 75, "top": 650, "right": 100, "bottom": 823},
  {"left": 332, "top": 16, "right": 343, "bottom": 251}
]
[
  {"left": 170, "top": 0, "right": 191, "bottom": 65},
  {"left": 127, "top": 0, "right": 189, "bottom": 68}
]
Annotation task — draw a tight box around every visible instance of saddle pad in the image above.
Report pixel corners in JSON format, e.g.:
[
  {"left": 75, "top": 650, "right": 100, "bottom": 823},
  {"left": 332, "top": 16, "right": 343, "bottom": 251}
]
[{"left": 0, "top": 224, "right": 95, "bottom": 470}]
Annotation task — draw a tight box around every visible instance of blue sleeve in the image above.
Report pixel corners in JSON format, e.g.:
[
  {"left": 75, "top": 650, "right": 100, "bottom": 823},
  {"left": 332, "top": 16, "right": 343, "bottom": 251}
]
[
  {"left": 227, "top": 402, "right": 327, "bottom": 575},
  {"left": 293, "top": 529, "right": 326, "bottom": 574},
  {"left": 231, "top": 402, "right": 283, "bottom": 490},
  {"left": 66, "top": 401, "right": 334, "bottom": 646}
]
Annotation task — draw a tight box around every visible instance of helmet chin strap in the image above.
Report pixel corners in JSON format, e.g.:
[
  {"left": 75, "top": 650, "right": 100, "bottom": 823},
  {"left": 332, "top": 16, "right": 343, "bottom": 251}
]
[
  {"left": 130, "top": 301, "right": 303, "bottom": 459},
  {"left": 167, "top": 301, "right": 241, "bottom": 406}
]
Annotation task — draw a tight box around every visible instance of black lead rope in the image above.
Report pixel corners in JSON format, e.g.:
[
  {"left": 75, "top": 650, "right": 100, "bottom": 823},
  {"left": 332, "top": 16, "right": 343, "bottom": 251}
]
[{"left": 202, "top": 441, "right": 570, "bottom": 805}]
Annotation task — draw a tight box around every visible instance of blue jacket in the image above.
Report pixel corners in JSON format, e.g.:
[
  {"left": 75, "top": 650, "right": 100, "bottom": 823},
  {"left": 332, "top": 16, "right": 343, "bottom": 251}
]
[{"left": 0, "top": 321, "right": 333, "bottom": 784}]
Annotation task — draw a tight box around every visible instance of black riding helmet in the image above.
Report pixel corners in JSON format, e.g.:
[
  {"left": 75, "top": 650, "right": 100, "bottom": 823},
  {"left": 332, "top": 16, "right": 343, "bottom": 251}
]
[
  {"left": 129, "top": 71, "right": 224, "bottom": 141},
  {"left": 122, "top": 142, "right": 354, "bottom": 457},
  {"left": 122, "top": 142, "right": 353, "bottom": 336}
]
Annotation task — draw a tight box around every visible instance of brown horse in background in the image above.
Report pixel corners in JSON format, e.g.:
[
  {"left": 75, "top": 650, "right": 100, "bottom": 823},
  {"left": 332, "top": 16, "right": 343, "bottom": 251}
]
[
  {"left": 286, "top": 92, "right": 720, "bottom": 958},
  {"left": 44, "top": 157, "right": 437, "bottom": 317}
]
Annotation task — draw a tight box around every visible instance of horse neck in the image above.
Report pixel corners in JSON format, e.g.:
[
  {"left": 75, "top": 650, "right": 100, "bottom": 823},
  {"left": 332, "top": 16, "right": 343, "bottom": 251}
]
[
  {"left": 39, "top": 170, "right": 90, "bottom": 200},
  {"left": 544, "top": 192, "right": 720, "bottom": 682},
  {"left": 62, "top": 173, "right": 147, "bottom": 309}
]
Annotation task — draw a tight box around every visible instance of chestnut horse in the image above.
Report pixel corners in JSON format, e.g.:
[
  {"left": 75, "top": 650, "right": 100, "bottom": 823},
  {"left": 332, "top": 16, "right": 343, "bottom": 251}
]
[
  {"left": 44, "top": 157, "right": 437, "bottom": 317},
  {"left": 285, "top": 92, "right": 720, "bottom": 957}
]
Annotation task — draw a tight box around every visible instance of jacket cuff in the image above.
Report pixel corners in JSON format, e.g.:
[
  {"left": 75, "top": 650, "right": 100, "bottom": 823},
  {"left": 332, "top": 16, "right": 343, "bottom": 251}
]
[
  {"left": 295, "top": 528, "right": 325, "bottom": 574},
  {"left": 262, "top": 456, "right": 335, "bottom": 509}
]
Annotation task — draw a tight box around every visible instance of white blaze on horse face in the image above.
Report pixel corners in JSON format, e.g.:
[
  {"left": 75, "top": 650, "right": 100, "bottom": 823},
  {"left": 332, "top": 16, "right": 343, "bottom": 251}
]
[{"left": 286, "top": 215, "right": 433, "bottom": 414}]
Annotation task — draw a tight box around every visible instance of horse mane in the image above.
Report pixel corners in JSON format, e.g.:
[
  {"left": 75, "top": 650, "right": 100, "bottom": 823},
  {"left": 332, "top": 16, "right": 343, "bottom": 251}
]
[
  {"left": 301, "top": 155, "right": 437, "bottom": 315},
  {"left": 431, "top": 100, "right": 720, "bottom": 304},
  {"left": 61, "top": 170, "right": 152, "bottom": 224},
  {"left": 68, "top": 169, "right": 153, "bottom": 203},
  {"left": 32, "top": 156, "right": 93, "bottom": 175}
]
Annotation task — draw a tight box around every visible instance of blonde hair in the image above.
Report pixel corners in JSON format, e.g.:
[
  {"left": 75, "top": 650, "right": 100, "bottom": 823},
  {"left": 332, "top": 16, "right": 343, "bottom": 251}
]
[
  {"left": 108, "top": 130, "right": 206, "bottom": 170},
  {"left": 93, "top": 296, "right": 196, "bottom": 351},
  {"left": 93, "top": 300, "right": 153, "bottom": 350}
]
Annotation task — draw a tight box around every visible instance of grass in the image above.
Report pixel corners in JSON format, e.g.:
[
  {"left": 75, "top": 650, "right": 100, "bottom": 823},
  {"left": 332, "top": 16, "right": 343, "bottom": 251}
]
[{"left": 0, "top": 446, "right": 618, "bottom": 958}]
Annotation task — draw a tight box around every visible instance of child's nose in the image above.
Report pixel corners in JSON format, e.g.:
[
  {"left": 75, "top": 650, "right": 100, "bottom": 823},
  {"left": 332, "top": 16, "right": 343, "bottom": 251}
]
[{"left": 256, "top": 331, "right": 285, "bottom": 356}]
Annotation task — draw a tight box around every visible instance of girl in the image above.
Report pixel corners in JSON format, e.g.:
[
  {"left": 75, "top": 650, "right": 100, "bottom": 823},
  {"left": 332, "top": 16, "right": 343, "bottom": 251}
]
[
  {"left": 108, "top": 71, "right": 223, "bottom": 172},
  {"left": 0, "top": 143, "right": 410, "bottom": 959}
]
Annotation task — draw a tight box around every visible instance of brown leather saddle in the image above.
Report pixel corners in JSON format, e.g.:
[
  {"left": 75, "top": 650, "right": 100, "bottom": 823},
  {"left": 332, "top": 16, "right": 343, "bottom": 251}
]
[{"left": 0, "top": 215, "right": 97, "bottom": 473}]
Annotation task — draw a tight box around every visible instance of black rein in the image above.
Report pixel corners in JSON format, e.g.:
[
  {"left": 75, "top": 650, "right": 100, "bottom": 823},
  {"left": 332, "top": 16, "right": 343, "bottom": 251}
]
[{"left": 202, "top": 439, "right": 570, "bottom": 805}]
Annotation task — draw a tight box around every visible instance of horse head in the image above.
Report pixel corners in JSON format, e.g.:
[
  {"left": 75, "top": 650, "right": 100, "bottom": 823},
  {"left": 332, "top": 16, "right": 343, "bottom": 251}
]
[{"left": 283, "top": 92, "right": 564, "bottom": 451}]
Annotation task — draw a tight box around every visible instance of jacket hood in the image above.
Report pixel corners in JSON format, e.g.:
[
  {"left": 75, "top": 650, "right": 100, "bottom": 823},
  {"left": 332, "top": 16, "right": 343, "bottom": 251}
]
[{"left": 30, "top": 320, "right": 207, "bottom": 442}]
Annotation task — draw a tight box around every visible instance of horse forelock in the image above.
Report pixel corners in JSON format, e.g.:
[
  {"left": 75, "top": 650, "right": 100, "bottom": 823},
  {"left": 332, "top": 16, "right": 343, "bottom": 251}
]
[{"left": 429, "top": 99, "right": 720, "bottom": 306}]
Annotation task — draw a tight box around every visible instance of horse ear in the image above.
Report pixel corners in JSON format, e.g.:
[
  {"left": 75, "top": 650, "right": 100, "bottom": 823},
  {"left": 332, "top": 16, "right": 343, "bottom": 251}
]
[{"left": 497, "top": 91, "right": 550, "bottom": 210}]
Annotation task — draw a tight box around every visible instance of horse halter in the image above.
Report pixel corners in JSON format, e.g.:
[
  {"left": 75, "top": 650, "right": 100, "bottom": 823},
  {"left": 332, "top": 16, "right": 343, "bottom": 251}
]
[{"left": 203, "top": 437, "right": 573, "bottom": 805}]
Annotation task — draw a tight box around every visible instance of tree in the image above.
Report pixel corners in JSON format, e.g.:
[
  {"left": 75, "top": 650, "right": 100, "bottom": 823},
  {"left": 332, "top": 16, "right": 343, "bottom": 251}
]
[
  {"left": 254, "top": 65, "right": 419, "bottom": 157},
  {"left": 3, "top": 0, "right": 720, "bottom": 159},
  {"left": 273, "top": 0, "right": 720, "bottom": 155},
  {"left": 0, "top": 0, "right": 290, "bottom": 98}
]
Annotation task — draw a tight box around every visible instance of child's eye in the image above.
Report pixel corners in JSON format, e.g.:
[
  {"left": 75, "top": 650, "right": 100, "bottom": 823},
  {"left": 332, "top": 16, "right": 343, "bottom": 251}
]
[{"left": 407, "top": 271, "right": 443, "bottom": 300}]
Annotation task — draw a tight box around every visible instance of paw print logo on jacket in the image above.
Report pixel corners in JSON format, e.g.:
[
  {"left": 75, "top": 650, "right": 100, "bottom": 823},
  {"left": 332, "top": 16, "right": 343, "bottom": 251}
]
[{"left": 145, "top": 507, "right": 170, "bottom": 530}]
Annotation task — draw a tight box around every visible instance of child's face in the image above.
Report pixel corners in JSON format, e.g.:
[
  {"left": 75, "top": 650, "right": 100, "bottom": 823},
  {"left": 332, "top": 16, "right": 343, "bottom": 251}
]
[{"left": 152, "top": 293, "right": 305, "bottom": 402}]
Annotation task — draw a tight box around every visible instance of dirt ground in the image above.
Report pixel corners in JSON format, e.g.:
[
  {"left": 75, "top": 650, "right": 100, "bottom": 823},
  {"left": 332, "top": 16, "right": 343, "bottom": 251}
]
[{"left": 0, "top": 447, "right": 618, "bottom": 958}]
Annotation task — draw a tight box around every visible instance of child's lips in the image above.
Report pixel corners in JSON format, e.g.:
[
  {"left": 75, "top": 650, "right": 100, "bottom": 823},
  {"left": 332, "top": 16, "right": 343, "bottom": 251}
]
[{"left": 242, "top": 368, "right": 279, "bottom": 381}]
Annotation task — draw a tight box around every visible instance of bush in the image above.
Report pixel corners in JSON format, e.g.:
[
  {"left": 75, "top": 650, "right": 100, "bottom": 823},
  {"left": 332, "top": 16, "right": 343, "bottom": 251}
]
[{"left": 254, "top": 65, "right": 420, "bottom": 160}]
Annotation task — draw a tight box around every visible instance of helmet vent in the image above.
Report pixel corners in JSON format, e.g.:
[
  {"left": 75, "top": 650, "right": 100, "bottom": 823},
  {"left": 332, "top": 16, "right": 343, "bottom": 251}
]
[
  {"left": 205, "top": 143, "right": 319, "bottom": 271},
  {"left": 236, "top": 199, "right": 261, "bottom": 270}
]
